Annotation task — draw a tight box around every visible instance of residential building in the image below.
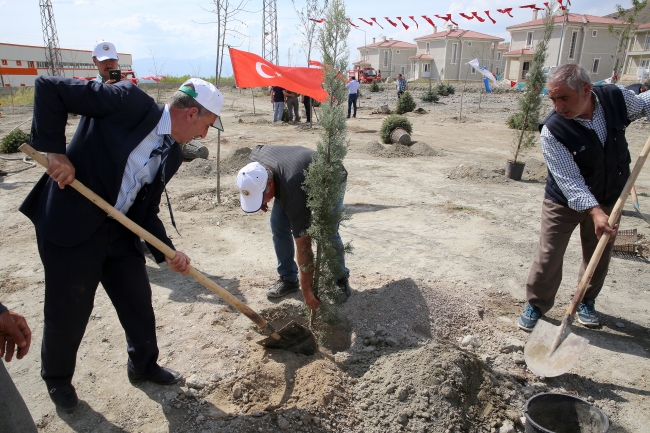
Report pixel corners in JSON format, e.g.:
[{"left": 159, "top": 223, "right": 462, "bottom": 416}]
[
  {"left": 410, "top": 26, "right": 504, "bottom": 81},
  {"left": 495, "top": 43, "right": 510, "bottom": 77},
  {"left": 356, "top": 37, "right": 416, "bottom": 79},
  {"left": 0, "top": 42, "right": 133, "bottom": 87},
  {"left": 621, "top": 22, "right": 650, "bottom": 81},
  {"left": 504, "top": 11, "right": 624, "bottom": 82}
]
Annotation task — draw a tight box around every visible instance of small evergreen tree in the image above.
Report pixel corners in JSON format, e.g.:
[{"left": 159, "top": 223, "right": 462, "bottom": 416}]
[
  {"left": 511, "top": 7, "right": 555, "bottom": 164},
  {"left": 379, "top": 115, "right": 413, "bottom": 144},
  {"left": 421, "top": 82, "right": 440, "bottom": 103},
  {"left": 1, "top": 129, "right": 29, "bottom": 154},
  {"left": 302, "top": 0, "right": 351, "bottom": 327},
  {"left": 396, "top": 91, "right": 416, "bottom": 114},
  {"left": 369, "top": 80, "right": 381, "bottom": 92}
]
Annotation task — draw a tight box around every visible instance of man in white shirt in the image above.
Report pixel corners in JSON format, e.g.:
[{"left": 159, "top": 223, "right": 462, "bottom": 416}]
[{"left": 346, "top": 77, "right": 360, "bottom": 118}]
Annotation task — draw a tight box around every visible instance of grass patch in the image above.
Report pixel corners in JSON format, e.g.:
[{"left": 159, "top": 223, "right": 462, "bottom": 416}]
[
  {"left": 440, "top": 201, "right": 496, "bottom": 220},
  {"left": 1, "top": 87, "right": 35, "bottom": 107}
]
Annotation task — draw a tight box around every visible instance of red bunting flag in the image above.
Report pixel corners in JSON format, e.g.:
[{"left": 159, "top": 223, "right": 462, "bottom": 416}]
[
  {"left": 484, "top": 11, "right": 496, "bottom": 24},
  {"left": 519, "top": 4, "right": 537, "bottom": 9},
  {"left": 422, "top": 15, "right": 435, "bottom": 27},
  {"left": 409, "top": 16, "right": 419, "bottom": 28},
  {"left": 371, "top": 17, "right": 384, "bottom": 29},
  {"left": 435, "top": 14, "right": 458, "bottom": 26},
  {"left": 459, "top": 13, "right": 474, "bottom": 20},
  {"left": 309, "top": 18, "right": 325, "bottom": 23},
  {"left": 472, "top": 12, "right": 485, "bottom": 22},
  {"left": 385, "top": 17, "right": 398, "bottom": 27},
  {"left": 396, "top": 17, "right": 409, "bottom": 30},
  {"left": 358, "top": 18, "right": 373, "bottom": 26},
  {"left": 346, "top": 18, "right": 359, "bottom": 28},
  {"left": 229, "top": 48, "right": 328, "bottom": 102},
  {"left": 497, "top": 8, "right": 514, "bottom": 17},
  {"left": 309, "top": 60, "right": 323, "bottom": 67}
]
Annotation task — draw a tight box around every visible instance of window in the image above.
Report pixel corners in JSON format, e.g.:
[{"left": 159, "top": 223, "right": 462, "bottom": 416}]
[
  {"left": 426, "top": 42, "right": 430, "bottom": 54},
  {"left": 641, "top": 59, "right": 650, "bottom": 68},
  {"left": 451, "top": 43, "right": 458, "bottom": 64},
  {"left": 28, "top": 61, "right": 34, "bottom": 68},
  {"left": 396, "top": 50, "right": 400, "bottom": 54},
  {"left": 591, "top": 30, "right": 597, "bottom": 37},
  {"left": 468, "top": 41, "right": 472, "bottom": 46},
  {"left": 471, "top": 67, "right": 476, "bottom": 74},
  {"left": 496, "top": 67, "right": 501, "bottom": 75},
  {"left": 400, "top": 66, "right": 405, "bottom": 75},
  {"left": 497, "top": 52, "right": 502, "bottom": 60},
  {"left": 592, "top": 58, "right": 600, "bottom": 74},
  {"left": 16, "top": 60, "right": 22, "bottom": 66},
  {"left": 383, "top": 51, "right": 388, "bottom": 67},
  {"left": 1, "top": 60, "right": 7, "bottom": 65},
  {"left": 526, "top": 31, "right": 534, "bottom": 47},
  {"left": 424, "top": 63, "right": 430, "bottom": 72},
  {"left": 645, "top": 35, "right": 650, "bottom": 51},
  {"left": 568, "top": 30, "right": 578, "bottom": 59}
]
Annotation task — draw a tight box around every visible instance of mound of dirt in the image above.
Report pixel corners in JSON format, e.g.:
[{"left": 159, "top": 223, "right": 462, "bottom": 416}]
[
  {"left": 448, "top": 163, "right": 509, "bottom": 183},
  {"left": 522, "top": 160, "right": 548, "bottom": 182},
  {"left": 221, "top": 147, "right": 252, "bottom": 174},
  {"left": 363, "top": 141, "right": 440, "bottom": 158},
  {"left": 176, "top": 158, "right": 216, "bottom": 179}
]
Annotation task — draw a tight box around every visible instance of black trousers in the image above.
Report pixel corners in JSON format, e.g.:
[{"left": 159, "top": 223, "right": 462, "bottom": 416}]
[
  {"left": 37, "top": 218, "right": 159, "bottom": 387},
  {"left": 304, "top": 99, "right": 312, "bottom": 122}
]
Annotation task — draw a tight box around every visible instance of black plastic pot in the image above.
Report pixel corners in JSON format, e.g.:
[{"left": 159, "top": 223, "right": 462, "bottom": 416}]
[
  {"left": 524, "top": 393, "right": 609, "bottom": 433},
  {"left": 506, "top": 160, "right": 526, "bottom": 181}
]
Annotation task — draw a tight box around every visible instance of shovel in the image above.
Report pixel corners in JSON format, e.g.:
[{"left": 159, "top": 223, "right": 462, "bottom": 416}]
[
  {"left": 20, "top": 144, "right": 317, "bottom": 356},
  {"left": 524, "top": 136, "right": 650, "bottom": 377},
  {"left": 631, "top": 186, "right": 650, "bottom": 224}
]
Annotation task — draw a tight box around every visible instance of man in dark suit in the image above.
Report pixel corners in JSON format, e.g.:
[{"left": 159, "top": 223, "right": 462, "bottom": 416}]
[{"left": 20, "top": 77, "right": 224, "bottom": 410}]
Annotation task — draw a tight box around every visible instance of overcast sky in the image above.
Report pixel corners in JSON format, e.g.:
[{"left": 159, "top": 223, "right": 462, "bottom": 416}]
[{"left": 0, "top": 0, "right": 621, "bottom": 77}]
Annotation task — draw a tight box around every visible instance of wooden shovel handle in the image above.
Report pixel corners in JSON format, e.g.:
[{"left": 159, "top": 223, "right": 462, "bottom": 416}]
[
  {"left": 19, "top": 144, "right": 281, "bottom": 339},
  {"left": 567, "top": 136, "right": 650, "bottom": 316}
]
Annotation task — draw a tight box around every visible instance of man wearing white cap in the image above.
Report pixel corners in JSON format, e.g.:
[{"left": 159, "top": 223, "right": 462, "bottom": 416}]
[
  {"left": 92, "top": 40, "right": 120, "bottom": 84},
  {"left": 20, "top": 76, "right": 223, "bottom": 411},
  {"left": 236, "top": 146, "right": 351, "bottom": 310}
]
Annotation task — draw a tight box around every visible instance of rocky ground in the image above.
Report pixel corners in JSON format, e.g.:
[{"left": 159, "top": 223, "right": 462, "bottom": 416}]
[{"left": 1, "top": 83, "right": 649, "bottom": 433}]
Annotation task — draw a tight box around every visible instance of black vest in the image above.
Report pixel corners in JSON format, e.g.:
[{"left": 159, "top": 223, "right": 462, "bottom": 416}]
[{"left": 540, "top": 85, "right": 631, "bottom": 208}]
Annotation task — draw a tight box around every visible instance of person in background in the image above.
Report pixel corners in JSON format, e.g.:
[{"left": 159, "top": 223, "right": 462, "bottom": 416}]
[
  {"left": 518, "top": 64, "right": 650, "bottom": 331},
  {"left": 284, "top": 89, "right": 300, "bottom": 123},
  {"left": 346, "top": 76, "right": 360, "bottom": 119},
  {"left": 91, "top": 40, "right": 120, "bottom": 84},
  {"left": 0, "top": 302, "right": 37, "bottom": 432},
  {"left": 303, "top": 94, "right": 312, "bottom": 123},
  {"left": 270, "top": 86, "right": 285, "bottom": 124},
  {"left": 396, "top": 73, "right": 408, "bottom": 98}
]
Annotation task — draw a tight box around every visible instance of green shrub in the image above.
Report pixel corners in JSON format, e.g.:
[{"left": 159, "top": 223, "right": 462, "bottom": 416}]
[
  {"left": 379, "top": 115, "right": 413, "bottom": 144},
  {"left": 369, "top": 80, "right": 381, "bottom": 92},
  {"left": 282, "top": 106, "right": 289, "bottom": 122},
  {"left": 1, "top": 129, "right": 30, "bottom": 154},
  {"left": 506, "top": 112, "right": 538, "bottom": 131},
  {"left": 396, "top": 91, "right": 416, "bottom": 114},
  {"left": 445, "top": 83, "right": 456, "bottom": 95},
  {"left": 435, "top": 82, "right": 455, "bottom": 97},
  {"left": 421, "top": 83, "right": 439, "bottom": 103}
]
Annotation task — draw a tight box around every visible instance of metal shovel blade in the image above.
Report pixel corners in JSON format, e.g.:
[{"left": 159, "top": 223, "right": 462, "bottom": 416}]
[
  {"left": 258, "top": 321, "right": 318, "bottom": 356},
  {"left": 524, "top": 320, "right": 590, "bottom": 377},
  {"left": 633, "top": 201, "right": 650, "bottom": 224}
]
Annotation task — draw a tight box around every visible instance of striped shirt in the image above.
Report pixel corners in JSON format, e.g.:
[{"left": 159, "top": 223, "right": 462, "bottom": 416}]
[
  {"left": 92, "top": 74, "right": 104, "bottom": 83},
  {"left": 114, "top": 105, "right": 171, "bottom": 214},
  {"left": 396, "top": 78, "right": 407, "bottom": 92},
  {"left": 541, "top": 85, "right": 650, "bottom": 211}
]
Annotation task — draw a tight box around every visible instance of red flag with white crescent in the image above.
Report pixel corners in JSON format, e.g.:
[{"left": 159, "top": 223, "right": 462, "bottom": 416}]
[
  {"left": 459, "top": 13, "right": 474, "bottom": 20},
  {"left": 408, "top": 16, "right": 418, "bottom": 28},
  {"left": 471, "top": 12, "right": 485, "bottom": 22},
  {"left": 497, "top": 8, "right": 514, "bottom": 17},
  {"left": 396, "top": 17, "right": 409, "bottom": 30},
  {"left": 385, "top": 17, "right": 398, "bottom": 27},
  {"left": 484, "top": 11, "right": 496, "bottom": 24},
  {"left": 229, "top": 48, "right": 328, "bottom": 102},
  {"left": 422, "top": 15, "right": 435, "bottom": 27}
]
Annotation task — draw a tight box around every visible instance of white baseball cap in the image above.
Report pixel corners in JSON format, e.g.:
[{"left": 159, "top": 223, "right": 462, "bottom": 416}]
[
  {"left": 178, "top": 78, "right": 224, "bottom": 131},
  {"left": 92, "top": 41, "right": 118, "bottom": 61},
  {"left": 236, "top": 162, "right": 269, "bottom": 213}
]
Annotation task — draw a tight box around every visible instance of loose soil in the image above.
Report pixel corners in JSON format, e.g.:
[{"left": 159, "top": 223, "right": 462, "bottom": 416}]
[{"left": 1, "top": 85, "right": 649, "bottom": 433}]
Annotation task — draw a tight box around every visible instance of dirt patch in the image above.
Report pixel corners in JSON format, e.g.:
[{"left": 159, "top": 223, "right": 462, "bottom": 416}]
[
  {"left": 361, "top": 141, "right": 440, "bottom": 158},
  {"left": 220, "top": 147, "right": 252, "bottom": 174},
  {"left": 175, "top": 147, "right": 252, "bottom": 180}
]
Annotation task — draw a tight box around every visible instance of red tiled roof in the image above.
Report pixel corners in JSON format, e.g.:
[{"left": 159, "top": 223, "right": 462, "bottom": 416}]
[
  {"left": 506, "top": 13, "right": 623, "bottom": 30},
  {"left": 504, "top": 48, "right": 534, "bottom": 56},
  {"left": 415, "top": 29, "right": 503, "bottom": 41},
  {"left": 358, "top": 40, "right": 416, "bottom": 49},
  {"left": 638, "top": 23, "right": 650, "bottom": 29},
  {"left": 498, "top": 43, "right": 510, "bottom": 50},
  {"left": 408, "top": 54, "right": 433, "bottom": 60}
]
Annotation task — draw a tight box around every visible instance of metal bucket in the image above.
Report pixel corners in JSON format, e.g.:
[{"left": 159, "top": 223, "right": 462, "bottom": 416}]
[{"left": 524, "top": 393, "right": 609, "bottom": 433}]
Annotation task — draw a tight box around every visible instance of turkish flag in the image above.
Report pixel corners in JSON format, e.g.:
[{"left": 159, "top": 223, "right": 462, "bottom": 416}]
[
  {"left": 309, "top": 59, "right": 324, "bottom": 67},
  {"left": 229, "top": 48, "right": 327, "bottom": 102}
]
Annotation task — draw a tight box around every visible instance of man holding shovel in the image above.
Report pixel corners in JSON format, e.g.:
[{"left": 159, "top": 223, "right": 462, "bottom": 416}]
[
  {"left": 519, "top": 64, "right": 650, "bottom": 331},
  {"left": 236, "top": 145, "right": 351, "bottom": 310},
  {"left": 19, "top": 76, "right": 223, "bottom": 410}
]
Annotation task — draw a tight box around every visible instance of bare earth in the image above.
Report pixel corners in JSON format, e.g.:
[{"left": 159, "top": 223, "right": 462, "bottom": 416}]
[{"left": 1, "top": 85, "right": 649, "bottom": 433}]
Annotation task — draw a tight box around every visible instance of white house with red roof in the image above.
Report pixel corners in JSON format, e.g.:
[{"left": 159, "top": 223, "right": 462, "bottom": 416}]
[
  {"left": 410, "top": 26, "right": 504, "bottom": 81},
  {"left": 621, "top": 22, "right": 650, "bottom": 82},
  {"left": 504, "top": 10, "right": 625, "bottom": 83},
  {"left": 356, "top": 37, "right": 417, "bottom": 80}
]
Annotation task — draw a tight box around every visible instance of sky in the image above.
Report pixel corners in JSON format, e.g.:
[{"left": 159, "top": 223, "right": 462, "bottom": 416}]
[{"left": 1, "top": 0, "right": 620, "bottom": 79}]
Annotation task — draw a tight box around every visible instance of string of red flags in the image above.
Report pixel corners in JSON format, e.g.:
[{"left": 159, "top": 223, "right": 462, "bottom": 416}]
[{"left": 310, "top": 1, "right": 567, "bottom": 30}]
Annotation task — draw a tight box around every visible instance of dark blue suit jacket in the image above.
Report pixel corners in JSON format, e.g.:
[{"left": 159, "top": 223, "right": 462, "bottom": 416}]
[{"left": 19, "top": 77, "right": 183, "bottom": 263}]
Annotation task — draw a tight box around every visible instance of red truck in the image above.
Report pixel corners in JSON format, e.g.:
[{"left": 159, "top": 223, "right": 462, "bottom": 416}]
[{"left": 347, "top": 66, "right": 381, "bottom": 84}]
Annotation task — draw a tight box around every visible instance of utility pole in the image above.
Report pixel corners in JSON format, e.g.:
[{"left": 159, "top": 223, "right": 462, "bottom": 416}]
[
  {"left": 39, "top": 0, "right": 64, "bottom": 76},
  {"left": 262, "top": 0, "right": 278, "bottom": 64}
]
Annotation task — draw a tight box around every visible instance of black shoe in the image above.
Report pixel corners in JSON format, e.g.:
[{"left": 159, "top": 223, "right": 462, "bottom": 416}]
[
  {"left": 128, "top": 365, "right": 181, "bottom": 385},
  {"left": 337, "top": 278, "right": 352, "bottom": 301},
  {"left": 346, "top": 116, "right": 350, "bottom": 118},
  {"left": 266, "top": 278, "right": 300, "bottom": 298},
  {"left": 48, "top": 384, "right": 79, "bottom": 411}
]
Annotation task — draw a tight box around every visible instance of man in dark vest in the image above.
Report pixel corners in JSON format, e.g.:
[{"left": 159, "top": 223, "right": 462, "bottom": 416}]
[{"left": 518, "top": 64, "right": 650, "bottom": 331}]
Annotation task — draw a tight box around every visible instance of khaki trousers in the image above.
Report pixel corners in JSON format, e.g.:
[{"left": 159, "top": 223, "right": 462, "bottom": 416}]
[{"left": 525, "top": 199, "right": 616, "bottom": 314}]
